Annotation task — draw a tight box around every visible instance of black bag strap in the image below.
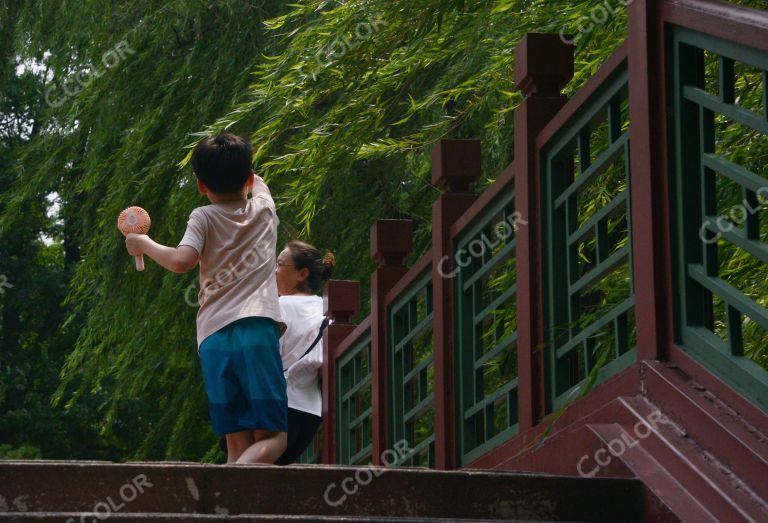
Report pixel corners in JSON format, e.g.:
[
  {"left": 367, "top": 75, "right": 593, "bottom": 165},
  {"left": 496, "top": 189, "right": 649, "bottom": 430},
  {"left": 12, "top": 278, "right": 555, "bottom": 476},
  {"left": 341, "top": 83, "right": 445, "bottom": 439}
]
[{"left": 284, "top": 316, "right": 330, "bottom": 372}]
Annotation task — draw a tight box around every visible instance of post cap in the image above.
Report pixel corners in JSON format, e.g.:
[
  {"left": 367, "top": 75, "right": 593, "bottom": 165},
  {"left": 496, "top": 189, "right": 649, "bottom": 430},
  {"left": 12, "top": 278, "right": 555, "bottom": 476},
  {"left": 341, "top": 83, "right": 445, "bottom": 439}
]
[
  {"left": 431, "top": 139, "right": 482, "bottom": 192},
  {"left": 323, "top": 280, "right": 360, "bottom": 323},
  {"left": 370, "top": 219, "right": 413, "bottom": 266},
  {"left": 514, "top": 33, "right": 574, "bottom": 96}
]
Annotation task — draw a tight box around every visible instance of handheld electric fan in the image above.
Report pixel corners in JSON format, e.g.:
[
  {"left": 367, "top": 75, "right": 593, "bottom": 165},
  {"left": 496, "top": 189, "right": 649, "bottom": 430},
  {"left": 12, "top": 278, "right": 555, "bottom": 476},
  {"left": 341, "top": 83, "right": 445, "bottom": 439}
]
[{"left": 117, "top": 206, "right": 151, "bottom": 271}]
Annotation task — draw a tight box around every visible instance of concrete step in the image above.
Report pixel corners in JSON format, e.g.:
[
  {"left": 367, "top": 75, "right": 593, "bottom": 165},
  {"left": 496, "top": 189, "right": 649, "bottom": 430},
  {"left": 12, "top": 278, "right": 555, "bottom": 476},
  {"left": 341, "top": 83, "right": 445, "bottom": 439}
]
[
  {"left": 588, "top": 422, "right": 721, "bottom": 522},
  {"left": 0, "top": 461, "right": 643, "bottom": 521},
  {"left": 642, "top": 361, "right": 768, "bottom": 501},
  {"left": 0, "top": 513, "right": 534, "bottom": 522},
  {"left": 587, "top": 395, "right": 768, "bottom": 522}
]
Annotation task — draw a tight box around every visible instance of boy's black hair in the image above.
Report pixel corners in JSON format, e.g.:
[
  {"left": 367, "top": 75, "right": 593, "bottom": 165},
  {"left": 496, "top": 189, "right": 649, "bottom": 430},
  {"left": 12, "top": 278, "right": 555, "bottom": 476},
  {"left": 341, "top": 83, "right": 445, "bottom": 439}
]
[{"left": 191, "top": 134, "right": 253, "bottom": 194}]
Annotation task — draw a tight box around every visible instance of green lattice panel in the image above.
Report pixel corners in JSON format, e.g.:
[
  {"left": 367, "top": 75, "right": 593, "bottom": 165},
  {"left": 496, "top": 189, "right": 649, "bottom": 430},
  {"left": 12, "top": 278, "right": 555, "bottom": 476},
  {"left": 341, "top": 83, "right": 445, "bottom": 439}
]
[
  {"left": 670, "top": 27, "right": 768, "bottom": 410},
  {"left": 454, "top": 188, "right": 519, "bottom": 465},
  {"left": 541, "top": 61, "right": 636, "bottom": 411},
  {"left": 388, "top": 268, "right": 435, "bottom": 468},
  {"left": 336, "top": 332, "right": 373, "bottom": 464}
]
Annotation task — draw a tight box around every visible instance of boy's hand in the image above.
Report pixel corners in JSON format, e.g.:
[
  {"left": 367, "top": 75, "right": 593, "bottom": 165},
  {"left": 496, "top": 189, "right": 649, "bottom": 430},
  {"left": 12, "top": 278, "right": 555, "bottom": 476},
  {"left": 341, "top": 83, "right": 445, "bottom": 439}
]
[
  {"left": 124, "top": 233, "right": 198, "bottom": 273},
  {"left": 125, "top": 233, "right": 149, "bottom": 256}
]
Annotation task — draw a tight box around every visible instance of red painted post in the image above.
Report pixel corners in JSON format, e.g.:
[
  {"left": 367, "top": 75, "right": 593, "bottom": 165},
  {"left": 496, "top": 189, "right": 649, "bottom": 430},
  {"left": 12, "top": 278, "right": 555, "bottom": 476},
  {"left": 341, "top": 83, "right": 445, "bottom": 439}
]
[
  {"left": 370, "top": 219, "right": 413, "bottom": 465},
  {"left": 627, "top": 0, "right": 673, "bottom": 360},
  {"left": 431, "top": 139, "right": 482, "bottom": 470},
  {"left": 322, "top": 279, "right": 361, "bottom": 464},
  {"left": 513, "top": 33, "right": 574, "bottom": 431}
]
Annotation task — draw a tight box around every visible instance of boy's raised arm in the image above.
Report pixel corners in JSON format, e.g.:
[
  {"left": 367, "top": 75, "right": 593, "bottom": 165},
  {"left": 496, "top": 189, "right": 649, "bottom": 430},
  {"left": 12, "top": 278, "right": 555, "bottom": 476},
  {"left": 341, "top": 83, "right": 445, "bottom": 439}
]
[{"left": 125, "top": 234, "right": 199, "bottom": 273}]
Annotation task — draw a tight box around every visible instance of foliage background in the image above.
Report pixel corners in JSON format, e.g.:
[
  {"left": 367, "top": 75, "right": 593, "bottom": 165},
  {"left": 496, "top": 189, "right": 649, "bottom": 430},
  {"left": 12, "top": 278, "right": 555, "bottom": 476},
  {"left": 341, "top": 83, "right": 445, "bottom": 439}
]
[{"left": 0, "top": 0, "right": 764, "bottom": 461}]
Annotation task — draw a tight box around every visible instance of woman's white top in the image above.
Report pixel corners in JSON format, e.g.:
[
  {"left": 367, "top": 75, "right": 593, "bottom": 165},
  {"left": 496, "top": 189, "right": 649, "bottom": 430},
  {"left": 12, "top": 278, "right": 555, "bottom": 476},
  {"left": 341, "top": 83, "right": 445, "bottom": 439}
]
[{"left": 279, "top": 294, "right": 324, "bottom": 417}]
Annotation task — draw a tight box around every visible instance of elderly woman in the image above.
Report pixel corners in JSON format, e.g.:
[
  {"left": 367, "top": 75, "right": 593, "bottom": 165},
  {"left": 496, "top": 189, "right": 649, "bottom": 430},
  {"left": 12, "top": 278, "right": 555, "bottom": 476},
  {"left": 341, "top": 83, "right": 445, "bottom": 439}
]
[{"left": 273, "top": 240, "right": 334, "bottom": 464}]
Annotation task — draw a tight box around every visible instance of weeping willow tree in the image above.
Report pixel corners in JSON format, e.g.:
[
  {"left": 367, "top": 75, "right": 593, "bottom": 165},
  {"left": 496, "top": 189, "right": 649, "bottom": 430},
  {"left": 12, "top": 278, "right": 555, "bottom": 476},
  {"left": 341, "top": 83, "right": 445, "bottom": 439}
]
[
  {"left": 1, "top": 0, "right": 294, "bottom": 460},
  {"left": 1, "top": 0, "right": 765, "bottom": 461}
]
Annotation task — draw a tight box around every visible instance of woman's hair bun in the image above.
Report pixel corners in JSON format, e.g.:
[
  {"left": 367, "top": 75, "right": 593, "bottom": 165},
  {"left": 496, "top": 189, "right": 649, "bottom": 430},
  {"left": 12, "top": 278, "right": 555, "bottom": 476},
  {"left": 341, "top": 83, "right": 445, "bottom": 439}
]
[
  {"left": 321, "top": 251, "right": 336, "bottom": 281},
  {"left": 286, "top": 240, "right": 335, "bottom": 293}
]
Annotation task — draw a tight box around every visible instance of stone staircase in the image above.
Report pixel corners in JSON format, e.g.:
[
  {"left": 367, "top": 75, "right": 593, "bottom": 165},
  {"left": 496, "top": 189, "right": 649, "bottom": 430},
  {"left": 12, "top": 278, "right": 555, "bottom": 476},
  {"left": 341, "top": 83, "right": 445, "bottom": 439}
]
[
  {"left": 0, "top": 461, "right": 663, "bottom": 521},
  {"left": 588, "top": 396, "right": 768, "bottom": 522},
  {"left": 484, "top": 362, "right": 768, "bottom": 522}
]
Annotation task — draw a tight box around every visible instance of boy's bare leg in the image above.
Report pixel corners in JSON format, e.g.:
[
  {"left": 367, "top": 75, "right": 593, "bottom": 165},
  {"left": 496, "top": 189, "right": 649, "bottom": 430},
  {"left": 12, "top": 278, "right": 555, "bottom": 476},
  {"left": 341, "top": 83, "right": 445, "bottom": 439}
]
[
  {"left": 226, "top": 430, "right": 255, "bottom": 464},
  {"left": 235, "top": 430, "right": 287, "bottom": 464}
]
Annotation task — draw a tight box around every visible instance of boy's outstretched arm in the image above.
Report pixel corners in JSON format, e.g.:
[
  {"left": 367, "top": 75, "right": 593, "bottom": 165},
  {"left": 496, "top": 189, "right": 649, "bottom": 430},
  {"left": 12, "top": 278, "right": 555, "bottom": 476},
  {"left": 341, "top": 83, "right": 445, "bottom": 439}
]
[{"left": 125, "top": 234, "right": 199, "bottom": 273}]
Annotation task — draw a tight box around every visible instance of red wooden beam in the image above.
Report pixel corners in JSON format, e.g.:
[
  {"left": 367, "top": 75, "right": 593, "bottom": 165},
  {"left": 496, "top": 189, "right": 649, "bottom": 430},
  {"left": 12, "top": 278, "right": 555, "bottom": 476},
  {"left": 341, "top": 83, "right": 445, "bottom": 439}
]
[
  {"left": 514, "top": 33, "right": 574, "bottom": 431},
  {"left": 322, "top": 279, "right": 360, "bottom": 464},
  {"left": 431, "top": 139, "right": 482, "bottom": 470},
  {"left": 370, "top": 219, "right": 412, "bottom": 465},
  {"left": 628, "top": 0, "right": 675, "bottom": 360},
  {"left": 661, "top": 0, "right": 768, "bottom": 52}
]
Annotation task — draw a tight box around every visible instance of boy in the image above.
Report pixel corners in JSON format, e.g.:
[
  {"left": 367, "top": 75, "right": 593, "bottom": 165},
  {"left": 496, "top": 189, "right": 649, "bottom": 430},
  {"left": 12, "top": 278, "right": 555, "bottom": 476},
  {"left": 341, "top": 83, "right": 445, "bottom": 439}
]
[{"left": 124, "top": 134, "right": 287, "bottom": 464}]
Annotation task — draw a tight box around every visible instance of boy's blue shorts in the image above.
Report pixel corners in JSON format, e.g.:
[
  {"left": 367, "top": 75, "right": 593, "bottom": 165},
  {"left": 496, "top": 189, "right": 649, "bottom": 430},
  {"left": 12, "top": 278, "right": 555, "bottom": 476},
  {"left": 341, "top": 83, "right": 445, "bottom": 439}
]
[{"left": 198, "top": 316, "right": 287, "bottom": 436}]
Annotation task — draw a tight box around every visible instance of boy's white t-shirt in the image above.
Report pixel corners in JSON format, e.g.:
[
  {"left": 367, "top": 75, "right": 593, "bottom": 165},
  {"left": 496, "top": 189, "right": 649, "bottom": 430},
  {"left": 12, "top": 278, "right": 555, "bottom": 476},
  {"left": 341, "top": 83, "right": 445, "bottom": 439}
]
[
  {"left": 178, "top": 176, "right": 284, "bottom": 348},
  {"left": 280, "top": 294, "right": 324, "bottom": 417}
]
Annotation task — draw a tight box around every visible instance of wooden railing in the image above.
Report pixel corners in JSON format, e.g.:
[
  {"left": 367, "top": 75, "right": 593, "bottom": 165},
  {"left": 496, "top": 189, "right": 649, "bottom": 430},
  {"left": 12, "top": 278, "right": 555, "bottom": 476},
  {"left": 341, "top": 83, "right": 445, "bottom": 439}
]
[
  {"left": 305, "top": 0, "right": 768, "bottom": 469},
  {"left": 667, "top": 10, "right": 768, "bottom": 412}
]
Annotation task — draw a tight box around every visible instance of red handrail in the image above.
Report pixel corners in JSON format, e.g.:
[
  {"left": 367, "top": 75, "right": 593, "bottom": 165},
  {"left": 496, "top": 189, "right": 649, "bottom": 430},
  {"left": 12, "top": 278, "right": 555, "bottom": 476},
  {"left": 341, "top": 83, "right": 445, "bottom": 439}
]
[{"left": 662, "top": 0, "right": 768, "bottom": 51}]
